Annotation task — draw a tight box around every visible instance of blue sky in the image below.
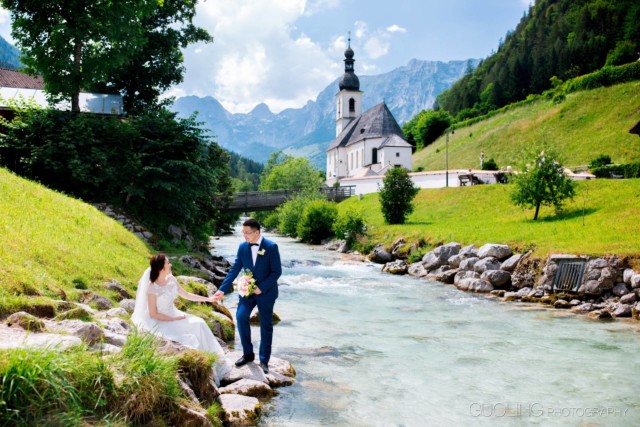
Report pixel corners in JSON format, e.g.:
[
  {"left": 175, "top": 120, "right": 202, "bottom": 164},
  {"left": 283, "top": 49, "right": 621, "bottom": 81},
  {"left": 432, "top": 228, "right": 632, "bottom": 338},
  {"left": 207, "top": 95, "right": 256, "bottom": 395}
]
[{"left": 0, "top": 0, "right": 531, "bottom": 114}]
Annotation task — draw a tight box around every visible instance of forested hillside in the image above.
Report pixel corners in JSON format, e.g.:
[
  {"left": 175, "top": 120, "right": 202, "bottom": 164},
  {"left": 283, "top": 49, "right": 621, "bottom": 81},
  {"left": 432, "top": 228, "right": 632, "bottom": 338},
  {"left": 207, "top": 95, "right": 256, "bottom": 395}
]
[
  {"left": 437, "top": 0, "right": 640, "bottom": 120},
  {"left": 0, "top": 35, "right": 21, "bottom": 69}
]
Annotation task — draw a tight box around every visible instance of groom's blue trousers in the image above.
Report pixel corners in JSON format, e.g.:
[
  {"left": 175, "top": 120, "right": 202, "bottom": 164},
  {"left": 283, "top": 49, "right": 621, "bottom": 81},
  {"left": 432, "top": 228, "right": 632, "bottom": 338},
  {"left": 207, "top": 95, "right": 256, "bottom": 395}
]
[{"left": 236, "top": 292, "right": 276, "bottom": 364}]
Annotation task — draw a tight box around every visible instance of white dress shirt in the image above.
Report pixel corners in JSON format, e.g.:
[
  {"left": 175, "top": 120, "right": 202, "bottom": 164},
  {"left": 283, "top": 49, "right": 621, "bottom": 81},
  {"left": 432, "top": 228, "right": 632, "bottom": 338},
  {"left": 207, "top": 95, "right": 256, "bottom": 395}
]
[{"left": 251, "top": 236, "right": 263, "bottom": 265}]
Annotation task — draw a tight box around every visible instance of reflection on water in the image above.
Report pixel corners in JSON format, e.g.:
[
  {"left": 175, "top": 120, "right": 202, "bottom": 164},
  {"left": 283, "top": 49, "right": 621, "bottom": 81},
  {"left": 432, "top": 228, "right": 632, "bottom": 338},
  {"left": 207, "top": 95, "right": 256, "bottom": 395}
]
[{"left": 211, "top": 229, "right": 640, "bottom": 427}]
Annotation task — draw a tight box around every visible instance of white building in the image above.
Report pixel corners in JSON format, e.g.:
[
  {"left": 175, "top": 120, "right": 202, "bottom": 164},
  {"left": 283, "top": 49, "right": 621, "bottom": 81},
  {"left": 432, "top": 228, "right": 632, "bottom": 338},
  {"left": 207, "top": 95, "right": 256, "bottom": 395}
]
[
  {"left": 326, "top": 42, "right": 413, "bottom": 186},
  {"left": 0, "top": 68, "right": 123, "bottom": 115}
]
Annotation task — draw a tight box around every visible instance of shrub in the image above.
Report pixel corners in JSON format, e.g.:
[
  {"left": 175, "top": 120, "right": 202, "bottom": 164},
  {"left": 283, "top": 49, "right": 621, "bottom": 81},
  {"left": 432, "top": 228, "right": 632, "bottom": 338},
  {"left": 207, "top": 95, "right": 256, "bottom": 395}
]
[
  {"left": 589, "top": 154, "right": 612, "bottom": 168},
  {"left": 276, "top": 192, "right": 322, "bottom": 238},
  {"left": 378, "top": 167, "right": 419, "bottom": 224},
  {"left": 333, "top": 206, "right": 366, "bottom": 246},
  {"left": 296, "top": 199, "right": 338, "bottom": 244},
  {"left": 591, "top": 163, "right": 640, "bottom": 178},
  {"left": 481, "top": 158, "right": 499, "bottom": 171}
]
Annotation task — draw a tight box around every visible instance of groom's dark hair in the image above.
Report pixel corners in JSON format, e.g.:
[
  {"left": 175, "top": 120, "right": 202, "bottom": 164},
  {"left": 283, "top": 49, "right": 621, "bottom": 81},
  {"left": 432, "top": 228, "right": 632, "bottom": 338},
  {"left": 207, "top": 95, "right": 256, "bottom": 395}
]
[{"left": 243, "top": 218, "right": 261, "bottom": 231}]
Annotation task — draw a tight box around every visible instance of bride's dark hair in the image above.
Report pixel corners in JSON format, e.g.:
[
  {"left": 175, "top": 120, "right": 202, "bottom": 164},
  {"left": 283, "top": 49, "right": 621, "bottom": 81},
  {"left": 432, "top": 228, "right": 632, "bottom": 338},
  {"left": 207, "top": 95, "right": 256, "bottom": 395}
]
[{"left": 149, "top": 254, "right": 167, "bottom": 283}]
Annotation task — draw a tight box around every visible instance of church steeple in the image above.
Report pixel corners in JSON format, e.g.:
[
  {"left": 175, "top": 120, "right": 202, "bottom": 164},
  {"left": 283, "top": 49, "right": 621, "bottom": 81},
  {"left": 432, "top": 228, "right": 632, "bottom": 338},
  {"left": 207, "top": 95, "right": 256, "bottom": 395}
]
[
  {"left": 335, "top": 34, "right": 363, "bottom": 136},
  {"left": 339, "top": 34, "right": 360, "bottom": 91}
]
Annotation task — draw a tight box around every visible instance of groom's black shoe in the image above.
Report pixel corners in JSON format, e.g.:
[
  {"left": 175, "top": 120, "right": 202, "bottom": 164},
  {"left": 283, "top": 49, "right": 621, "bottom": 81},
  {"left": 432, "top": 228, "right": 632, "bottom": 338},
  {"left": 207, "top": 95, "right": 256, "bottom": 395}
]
[
  {"left": 235, "top": 354, "right": 255, "bottom": 367},
  {"left": 260, "top": 362, "right": 269, "bottom": 374}
]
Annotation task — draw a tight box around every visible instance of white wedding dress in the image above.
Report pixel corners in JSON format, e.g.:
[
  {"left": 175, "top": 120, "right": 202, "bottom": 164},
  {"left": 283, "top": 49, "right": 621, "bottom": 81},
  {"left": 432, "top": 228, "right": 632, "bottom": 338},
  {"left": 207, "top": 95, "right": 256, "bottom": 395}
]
[{"left": 131, "top": 269, "right": 231, "bottom": 382}]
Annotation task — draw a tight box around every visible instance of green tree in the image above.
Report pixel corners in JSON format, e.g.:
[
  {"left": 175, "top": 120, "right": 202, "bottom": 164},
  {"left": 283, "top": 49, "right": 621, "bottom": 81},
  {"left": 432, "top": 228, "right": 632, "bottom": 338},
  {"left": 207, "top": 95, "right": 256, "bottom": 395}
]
[
  {"left": 510, "top": 146, "right": 576, "bottom": 220},
  {"left": 402, "top": 109, "right": 452, "bottom": 150},
  {"left": 333, "top": 206, "right": 366, "bottom": 246},
  {"left": 378, "top": 167, "right": 419, "bottom": 225},
  {"left": 258, "top": 152, "right": 323, "bottom": 191},
  {"left": 1, "top": 0, "right": 152, "bottom": 111},
  {"left": 93, "top": 0, "right": 213, "bottom": 114},
  {"left": 296, "top": 199, "right": 338, "bottom": 244}
]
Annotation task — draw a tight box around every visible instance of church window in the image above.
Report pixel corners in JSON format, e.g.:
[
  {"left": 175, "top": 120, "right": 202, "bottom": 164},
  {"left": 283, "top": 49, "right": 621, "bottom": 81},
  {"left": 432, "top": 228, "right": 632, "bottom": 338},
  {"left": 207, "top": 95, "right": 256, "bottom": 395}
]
[
  {"left": 349, "top": 98, "right": 355, "bottom": 113},
  {"left": 396, "top": 152, "right": 400, "bottom": 157},
  {"left": 372, "top": 148, "right": 378, "bottom": 164}
]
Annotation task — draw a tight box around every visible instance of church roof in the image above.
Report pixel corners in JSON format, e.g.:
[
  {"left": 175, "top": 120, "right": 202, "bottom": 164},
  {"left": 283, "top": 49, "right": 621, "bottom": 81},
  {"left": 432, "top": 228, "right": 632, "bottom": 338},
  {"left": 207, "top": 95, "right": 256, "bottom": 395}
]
[{"left": 327, "top": 102, "right": 409, "bottom": 151}]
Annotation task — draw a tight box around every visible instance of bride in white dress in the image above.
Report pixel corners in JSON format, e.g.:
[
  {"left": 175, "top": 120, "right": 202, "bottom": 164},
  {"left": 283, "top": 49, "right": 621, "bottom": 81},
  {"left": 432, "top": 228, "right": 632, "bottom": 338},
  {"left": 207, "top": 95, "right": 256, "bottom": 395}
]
[{"left": 131, "top": 254, "right": 231, "bottom": 382}]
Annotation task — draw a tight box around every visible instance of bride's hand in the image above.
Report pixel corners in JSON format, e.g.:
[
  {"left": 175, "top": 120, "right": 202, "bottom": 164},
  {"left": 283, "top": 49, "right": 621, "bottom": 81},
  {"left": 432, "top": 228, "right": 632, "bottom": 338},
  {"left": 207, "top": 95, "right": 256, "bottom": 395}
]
[{"left": 175, "top": 314, "right": 186, "bottom": 321}]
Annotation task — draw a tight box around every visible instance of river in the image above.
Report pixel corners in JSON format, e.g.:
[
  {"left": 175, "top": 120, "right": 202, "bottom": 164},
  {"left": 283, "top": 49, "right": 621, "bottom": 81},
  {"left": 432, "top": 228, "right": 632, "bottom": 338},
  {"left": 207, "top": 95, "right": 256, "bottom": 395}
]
[{"left": 211, "top": 228, "right": 640, "bottom": 426}]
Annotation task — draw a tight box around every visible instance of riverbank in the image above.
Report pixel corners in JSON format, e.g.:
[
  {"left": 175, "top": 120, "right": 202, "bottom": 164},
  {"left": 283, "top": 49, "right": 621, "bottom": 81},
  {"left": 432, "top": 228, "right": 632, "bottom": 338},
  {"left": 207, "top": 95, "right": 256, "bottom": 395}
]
[{"left": 326, "top": 237, "right": 640, "bottom": 325}]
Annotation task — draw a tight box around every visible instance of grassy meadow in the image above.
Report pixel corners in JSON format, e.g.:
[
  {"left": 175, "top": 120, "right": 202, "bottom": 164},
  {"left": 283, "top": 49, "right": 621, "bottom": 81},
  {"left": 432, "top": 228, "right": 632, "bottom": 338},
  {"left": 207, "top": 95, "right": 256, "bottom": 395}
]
[
  {"left": 0, "top": 167, "right": 151, "bottom": 313},
  {"left": 414, "top": 81, "right": 640, "bottom": 171},
  {"left": 340, "top": 178, "right": 640, "bottom": 262}
]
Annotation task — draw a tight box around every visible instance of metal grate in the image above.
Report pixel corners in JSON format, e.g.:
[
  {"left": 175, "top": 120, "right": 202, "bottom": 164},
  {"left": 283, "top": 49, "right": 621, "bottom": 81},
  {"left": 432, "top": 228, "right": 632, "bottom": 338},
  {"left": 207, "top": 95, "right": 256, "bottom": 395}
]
[{"left": 552, "top": 260, "right": 586, "bottom": 292}]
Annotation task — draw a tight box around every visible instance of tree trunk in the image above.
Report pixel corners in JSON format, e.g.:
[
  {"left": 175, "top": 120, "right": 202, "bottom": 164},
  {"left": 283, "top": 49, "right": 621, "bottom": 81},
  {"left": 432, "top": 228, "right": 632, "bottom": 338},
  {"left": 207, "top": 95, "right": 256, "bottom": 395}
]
[
  {"left": 72, "top": 39, "right": 83, "bottom": 112},
  {"left": 533, "top": 202, "right": 541, "bottom": 220}
]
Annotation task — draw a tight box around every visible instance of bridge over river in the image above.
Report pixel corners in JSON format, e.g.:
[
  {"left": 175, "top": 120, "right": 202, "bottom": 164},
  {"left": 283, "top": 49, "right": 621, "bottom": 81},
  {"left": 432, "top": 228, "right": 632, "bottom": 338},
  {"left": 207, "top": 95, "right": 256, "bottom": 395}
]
[{"left": 221, "top": 186, "right": 355, "bottom": 213}]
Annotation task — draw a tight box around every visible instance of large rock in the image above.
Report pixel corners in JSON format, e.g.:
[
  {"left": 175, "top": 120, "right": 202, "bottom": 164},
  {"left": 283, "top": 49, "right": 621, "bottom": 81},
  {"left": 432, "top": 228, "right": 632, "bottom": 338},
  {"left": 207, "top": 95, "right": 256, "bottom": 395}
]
[
  {"left": 500, "top": 254, "right": 523, "bottom": 272},
  {"left": 175, "top": 404, "right": 213, "bottom": 427},
  {"left": 631, "top": 274, "right": 640, "bottom": 289},
  {"left": 370, "top": 244, "right": 393, "bottom": 264},
  {"left": 7, "top": 311, "right": 45, "bottom": 332},
  {"left": 454, "top": 270, "right": 480, "bottom": 286},
  {"left": 481, "top": 270, "right": 512, "bottom": 288},
  {"left": 119, "top": 299, "right": 136, "bottom": 313},
  {"left": 622, "top": 269, "right": 635, "bottom": 285},
  {"left": 433, "top": 268, "right": 458, "bottom": 284},
  {"left": 612, "top": 283, "right": 630, "bottom": 297},
  {"left": 48, "top": 320, "right": 104, "bottom": 346},
  {"left": 382, "top": 259, "right": 408, "bottom": 275},
  {"left": 407, "top": 262, "right": 429, "bottom": 278},
  {"left": 456, "top": 278, "right": 493, "bottom": 293},
  {"left": 104, "top": 279, "right": 132, "bottom": 300},
  {"left": 422, "top": 242, "right": 461, "bottom": 270},
  {"left": 473, "top": 257, "right": 501, "bottom": 274},
  {"left": 265, "top": 371, "right": 296, "bottom": 388},
  {"left": 218, "top": 394, "right": 260, "bottom": 426},
  {"left": 611, "top": 303, "right": 632, "bottom": 318},
  {"left": 477, "top": 244, "right": 512, "bottom": 260},
  {"left": 0, "top": 324, "right": 82, "bottom": 350},
  {"left": 459, "top": 257, "right": 479, "bottom": 271},
  {"left": 219, "top": 378, "right": 275, "bottom": 398}
]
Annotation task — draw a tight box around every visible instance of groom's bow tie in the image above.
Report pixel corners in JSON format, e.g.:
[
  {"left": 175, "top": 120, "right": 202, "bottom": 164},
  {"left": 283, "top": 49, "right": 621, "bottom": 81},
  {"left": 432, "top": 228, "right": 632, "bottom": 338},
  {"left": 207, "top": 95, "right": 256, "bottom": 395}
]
[{"left": 250, "top": 243, "right": 259, "bottom": 247}]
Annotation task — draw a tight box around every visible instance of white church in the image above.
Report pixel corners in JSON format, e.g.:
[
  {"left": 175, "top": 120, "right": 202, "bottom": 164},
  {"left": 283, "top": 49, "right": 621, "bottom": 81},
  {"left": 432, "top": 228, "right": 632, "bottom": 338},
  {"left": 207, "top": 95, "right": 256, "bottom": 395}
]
[{"left": 326, "top": 42, "right": 413, "bottom": 187}]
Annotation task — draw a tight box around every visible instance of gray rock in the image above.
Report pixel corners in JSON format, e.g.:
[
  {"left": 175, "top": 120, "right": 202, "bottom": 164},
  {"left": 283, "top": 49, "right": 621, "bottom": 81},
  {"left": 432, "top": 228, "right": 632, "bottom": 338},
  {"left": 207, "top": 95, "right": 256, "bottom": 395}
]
[
  {"left": 422, "top": 242, "right": 461, "bottom": 270},
  {"left": 407, "top": 262, "right": 429, "bottom": 278},
  {"left": 477, "top": 244, "right": 512, "bottom": 260},
  {"left": 578, "top": 279, "right": 614, "bottom": 296},
  {"left": 102, "top": 330, "right": 127, "bottom": 347},
  {"left": 175, "top": 404, "right": 213, "bottom": 427},
  {"left": 620, "top": 293, "right": 637, "bottom": 305},
  {"left": 7, "top": 311, "right": 45, "bottom": 332},
  {"left": 0, "top": 324, "right": 82, "bottom": 350},
  {"left": 474, "top": 257, "right": 501, "bottom": 274},
  {"left": 631, "top": 274, "right": 640, "bottom": 289},
  {"left": 104, "top": 279, "right": 132, "bottom": 299},
  {"left": 100, "top": 317, "right": 130, "bottom": 335},
  {"left": 612, "top": 283, "right": 629, "bottom": 297},
  {"left": 622, "top": 269, "right": 635, "bottom": 285},
  {"left": 500, "top": 254, "right": 523, "bottom": 272},
  {"left": 553, "top": 299, "right": 571, "bottom": 309},
  {"left": 587, "top": 310, "right": 612, "bottom": 320},
  {"left": 218, "top": 394, "right": 260, "bottom": 426},
  {"left": 219, "top": 378, "right": 275, "bottom": 397},
  {"left": 87, "top": 293, "right": 114, "bottom": 310},
  {"left": 337, "top": 241, "right": 349, "bottom": 253},
  {"left": 612, "top": 303, "right": 632, "bottom": 318},
  {"left": 51, "top": 320, "right": 104, "bottom": 346},
  {"left": 104, "top": 307, "right": 128, "bottom": 317},
  {"left": 571, "top": 303, "right": 594, "bottom": 313},
  {"left": 456, "top": 278, "right": 493, "bottom": 293},
  {"left": 588, "top": 258, "right": 608, "bottom": 269},
  {"left": 168, "top": 224, "right": 183, "bottom": 240},
  {"left": 459, "top": 257, "right": 479, "bottom": 271},
  {"left": 90, "top": 342, "right": 122, "bottom": 353},
  {"left": 459, "top": 244, "right": 477, "bottom": 257},
  {"left": 265, "top": 371, "right": 296, "bottom": 388},
  {"left": 221, "top": 362, "right": 268, "bottom": 386},
  {"left": 454, "top": 270, "right": 480, "bottom": 286},
  {"left": 421, "top": 251, "right": 445, "bottom": 270},
  {"left": 119, "top": 299, "right": 136, "bottom": 313},
  {"left": 481, "top": 270, "right": 512, "bottom": 288},
  {"left": 370, "top": 244, "right": 393, "bottom": 264},
  {"left": 434, "top": 268, "right": 458, "bottom": 284},
  {"left": 382, "top": 259, "right": 408, "bottom": 275},
  {"left": 324, "top": 239, "right": 343, "bottom": 251}
]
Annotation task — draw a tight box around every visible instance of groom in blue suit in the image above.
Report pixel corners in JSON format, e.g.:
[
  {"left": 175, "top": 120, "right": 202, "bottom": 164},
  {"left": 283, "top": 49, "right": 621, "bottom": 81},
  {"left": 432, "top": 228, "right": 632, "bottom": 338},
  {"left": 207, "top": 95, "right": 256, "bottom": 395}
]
[{"left": 214, "top": 218, "right": 282, "bottom": 374}]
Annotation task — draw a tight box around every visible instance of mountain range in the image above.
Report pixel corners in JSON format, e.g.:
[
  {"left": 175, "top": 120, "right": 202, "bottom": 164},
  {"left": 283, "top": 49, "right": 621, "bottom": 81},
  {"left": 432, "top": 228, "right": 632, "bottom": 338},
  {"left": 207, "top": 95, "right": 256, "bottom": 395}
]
[{"left": 171, "top": 58, "right": 479, "bottom": 168}]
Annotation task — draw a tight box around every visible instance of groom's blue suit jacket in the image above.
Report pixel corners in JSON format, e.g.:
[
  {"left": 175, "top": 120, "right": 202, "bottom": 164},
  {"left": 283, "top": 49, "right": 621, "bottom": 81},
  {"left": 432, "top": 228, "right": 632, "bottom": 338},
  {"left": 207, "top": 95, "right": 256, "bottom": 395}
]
[{"left": 219, "top": 238, "right": 282, "bottom": 300}]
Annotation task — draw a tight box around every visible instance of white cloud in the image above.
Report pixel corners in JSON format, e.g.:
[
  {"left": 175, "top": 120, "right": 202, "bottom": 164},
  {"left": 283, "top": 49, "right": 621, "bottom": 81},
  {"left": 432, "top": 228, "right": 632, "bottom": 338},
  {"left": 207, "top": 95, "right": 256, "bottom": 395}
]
[
  {"left": 0, "top": 8, "right": 14, "bottom": 43},
  {"left": 386, "top": 24, "right": 406, "bottom": 33},
  {"left": 363, "top": 37, "right": 389, "bottom": 59},
  {"left": 178, "top": 0, "right": 341, "bottom": 113}
]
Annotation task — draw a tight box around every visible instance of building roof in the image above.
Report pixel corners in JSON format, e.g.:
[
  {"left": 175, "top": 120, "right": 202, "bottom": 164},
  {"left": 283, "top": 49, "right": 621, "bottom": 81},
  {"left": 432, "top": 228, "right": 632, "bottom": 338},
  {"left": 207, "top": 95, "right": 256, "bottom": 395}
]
[
  {"left": 0, "top": 68, "right": 44, "bottom": 90},
  {"left": 327, "top": 102, "right": 410, "bottom": 151}
]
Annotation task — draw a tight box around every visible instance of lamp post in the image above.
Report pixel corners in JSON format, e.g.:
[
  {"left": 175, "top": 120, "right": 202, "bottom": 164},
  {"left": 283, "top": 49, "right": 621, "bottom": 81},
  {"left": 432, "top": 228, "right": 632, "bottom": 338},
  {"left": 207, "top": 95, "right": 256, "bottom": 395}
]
[{"left": 445, "top": 128, "right": 454, "bottom": 187}]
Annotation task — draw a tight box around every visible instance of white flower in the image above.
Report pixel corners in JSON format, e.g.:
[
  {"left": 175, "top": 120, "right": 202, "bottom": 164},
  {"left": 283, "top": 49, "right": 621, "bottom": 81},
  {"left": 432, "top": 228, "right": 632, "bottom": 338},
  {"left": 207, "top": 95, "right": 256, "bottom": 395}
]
[{"left": 258, "top": 249, "right": 266, "bottom": 256}]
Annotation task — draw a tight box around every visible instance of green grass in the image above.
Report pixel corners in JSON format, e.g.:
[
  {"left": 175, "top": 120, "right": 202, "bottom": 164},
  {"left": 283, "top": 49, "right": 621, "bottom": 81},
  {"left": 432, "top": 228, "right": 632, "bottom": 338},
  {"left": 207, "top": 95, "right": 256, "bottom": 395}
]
[
  {"left": 0, "top": 167, "right": 151, "bottom": 307},
  {"left": 414, "top": 81, "right": 640, "bottom": 171},
  {"left": 340, "top": 178, "right": 640, "bottom": 260}
]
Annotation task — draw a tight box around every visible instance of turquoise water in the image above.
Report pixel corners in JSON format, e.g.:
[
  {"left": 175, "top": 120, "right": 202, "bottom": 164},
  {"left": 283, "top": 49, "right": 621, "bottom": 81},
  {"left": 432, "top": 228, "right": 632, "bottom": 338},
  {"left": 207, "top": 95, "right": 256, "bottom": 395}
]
[{"left": 212, "top": 230, "right": 640, "bottom": 426}]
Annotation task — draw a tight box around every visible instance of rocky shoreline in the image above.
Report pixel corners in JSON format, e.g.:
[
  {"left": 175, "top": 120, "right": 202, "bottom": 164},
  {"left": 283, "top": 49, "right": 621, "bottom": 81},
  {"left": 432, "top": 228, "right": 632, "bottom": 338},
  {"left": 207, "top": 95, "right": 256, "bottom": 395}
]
[
  {"left": 3, "top": 253, "right": 296, "bottom": 426},
  {"left": 327, "top": 238, "right": 640, "bottom": 323}
]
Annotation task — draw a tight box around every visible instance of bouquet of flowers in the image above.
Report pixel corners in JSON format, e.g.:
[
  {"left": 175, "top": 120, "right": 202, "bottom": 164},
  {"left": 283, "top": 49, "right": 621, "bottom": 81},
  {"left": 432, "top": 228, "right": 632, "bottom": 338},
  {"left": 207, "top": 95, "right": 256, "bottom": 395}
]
[{"left": 234, "top": 268, "right": 257, "bottom": 297}]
